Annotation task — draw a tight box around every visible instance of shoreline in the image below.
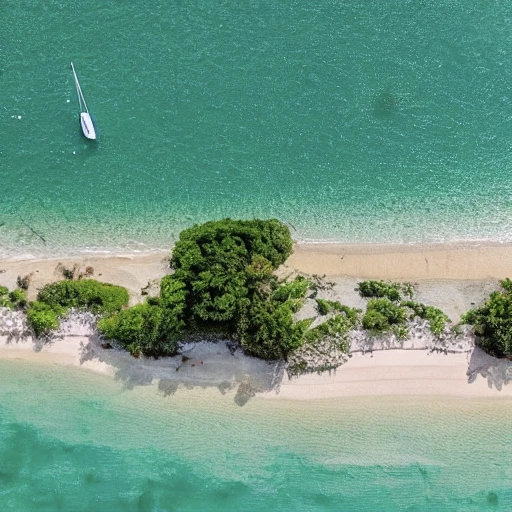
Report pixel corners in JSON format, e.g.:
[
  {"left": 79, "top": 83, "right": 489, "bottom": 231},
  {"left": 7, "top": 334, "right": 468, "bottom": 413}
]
[
  {"left": 1, "top": 336, "right": 511, "bottom": 400},
  {"left": 1, "top": 240, "right": 512, "bottom": 401},
  {"left": 285, "top": 241, "right": 512, "bottom": 280},
  {"left": 270, "top": 349, "right": 512, "bottom": 400},
  {"left": 1, "top": 240, "right": 511, "bottom": 286}
]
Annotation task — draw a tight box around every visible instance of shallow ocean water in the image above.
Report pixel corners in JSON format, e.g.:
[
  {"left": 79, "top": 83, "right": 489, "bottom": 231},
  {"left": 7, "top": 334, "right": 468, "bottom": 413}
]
[
  {"left": 0, "top": 360, "right": 511, "bottom": 511},
  {"left": 2, "top": 1, "right": 512, "bottom": 256},
  {"left": 3, "top": 2, "right": 512, "bottom": 509}
]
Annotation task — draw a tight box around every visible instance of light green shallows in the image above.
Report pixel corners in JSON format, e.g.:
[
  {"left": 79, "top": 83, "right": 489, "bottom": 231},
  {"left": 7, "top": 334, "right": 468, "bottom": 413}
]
[{"left": 0, "top": 360, "right": 511, "bottom": 511}]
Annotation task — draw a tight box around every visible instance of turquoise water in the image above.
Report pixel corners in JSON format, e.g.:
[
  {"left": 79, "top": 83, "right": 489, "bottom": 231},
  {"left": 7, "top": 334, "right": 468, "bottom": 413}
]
[
  {"left": 3, "top": 3, "right": 512, "bottom": 507},
  {"left": 0, "top": 359, "right": 511, "bottom": 511},
  {"left": 2, "top": 1, "right": 512, "bottom": 256}
]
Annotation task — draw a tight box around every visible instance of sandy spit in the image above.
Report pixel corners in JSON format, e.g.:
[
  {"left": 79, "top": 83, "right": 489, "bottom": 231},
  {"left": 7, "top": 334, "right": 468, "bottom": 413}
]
[{"left": 1, "top": 242, "right": 512, "bottom": 401}]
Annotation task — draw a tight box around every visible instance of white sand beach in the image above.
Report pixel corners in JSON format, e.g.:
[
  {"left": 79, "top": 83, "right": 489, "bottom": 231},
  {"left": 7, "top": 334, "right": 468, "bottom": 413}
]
[
  {"left": 1, "top": 241, "right": 512, "bottom": 401},
  {"left": 271, "top": 349, "right": 512, "bottom": 399},
  {"left": 1, "top": 331, "right": 510, "bottom": 400},
  {"left": 286, "top": 242, "right": 512, "bottom": 280}
]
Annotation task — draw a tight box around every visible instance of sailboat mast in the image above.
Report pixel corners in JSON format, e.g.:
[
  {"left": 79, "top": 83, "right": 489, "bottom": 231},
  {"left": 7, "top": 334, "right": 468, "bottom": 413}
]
[{"left": 70, "top": 62, "right": 90, "bottom": 113}]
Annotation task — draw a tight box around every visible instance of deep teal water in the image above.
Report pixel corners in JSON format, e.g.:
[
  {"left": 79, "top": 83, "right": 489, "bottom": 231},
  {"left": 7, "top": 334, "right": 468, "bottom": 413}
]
[
  {"left": 3, "top": 3, "right": 512, "bottom": 509},
  {"left": 2, "top": 1, "right": 512, "bottom": 256},
  {"left": 0, "top": 360, "right": 511, "bottom": 511}
]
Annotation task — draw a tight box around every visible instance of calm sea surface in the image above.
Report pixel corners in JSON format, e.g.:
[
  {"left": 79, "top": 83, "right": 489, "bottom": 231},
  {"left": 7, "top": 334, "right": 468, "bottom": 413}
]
[
  {"left": 2, "top": 3, "right": 512, "bottom": 508},
  {"left": 0, "top": 359, "right": 511, "bottom": 512},
  {"left": 2, "top": 1, "right": 512, "bottom": 256}
]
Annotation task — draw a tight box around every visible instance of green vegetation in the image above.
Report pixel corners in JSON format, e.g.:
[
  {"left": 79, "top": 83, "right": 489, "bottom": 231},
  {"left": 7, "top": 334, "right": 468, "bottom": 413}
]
[
  {"left": 26, "top": 301, "right": 63, "bottom": 337},
  {"left": 97, "top": 219, "right": 356, "bottom": 362},
  {"left": 168, "top": 218, "right": 292, "bottom": 327},
  {"left": 402, "top": 301, "right": 449, "bottom": 336},
  {"left": 37, "top": 280, "right": 129, "bottom": 314},
  {"left": 99, "top": 219, "right": 306, "bottom": 359},
  {"left": 237, "top": 276, "right": 312, "bottom": 360},
  {"left": 287, "top": 308, "right": 358, "bottom": 375},
  {"left": 316, "top": 298, "right": 360, "bottom": 323},
  {"left": 356, "top": 280, "right": 415, "bottom": 301},
  {"left": 462, "top": 278, "right": 512, "bottom": 358},
  {"left": 96, "top": 226, "right": 455, "bottom": 358},
  {"left": 2, "top": 220, "right": 464, "bottom": 364},
  {"left": 305, "top": 309, "right": 358, "bottom": 347},
  {"left": 0, "top": 286, "right": 27, "bottom": 309},
  {"left": 362, "top": 298, "right": 407, "bottom": 334},
  {"left": 97, "top": 299, "right": 181, "bottom": 358},
  {"left": 316, "top": 298, "right": 341, "bottom": 315},
  {"left": 26, "top": 279, "right": 129, "bottom": 337},
  {"left": 357, "top": 280, "right": 402, "bottom": 301},
  {"left": 8, "top": 219, "right": 458, "bottom": 361},
  {"left": 357, "top": 280, "right": 449, "bottom": 337},
  {"left": 0, "top": 286, "right": 9, "bottom": 307},
  {"left": 9, "top": 289, "right": 28, "bottom": 308}
]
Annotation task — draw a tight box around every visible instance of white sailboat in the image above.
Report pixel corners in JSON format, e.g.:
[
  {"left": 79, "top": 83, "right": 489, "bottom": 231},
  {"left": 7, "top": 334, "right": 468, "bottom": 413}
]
[{"left": 70, "top": 62, "right": 96, "bottom": 140}]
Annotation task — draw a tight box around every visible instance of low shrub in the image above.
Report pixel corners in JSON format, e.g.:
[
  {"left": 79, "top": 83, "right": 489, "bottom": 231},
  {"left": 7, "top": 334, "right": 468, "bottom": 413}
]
[
  {"left": 272, "top": 276, "right": 311, "bottom": 305},
  {"left": 26, "top": 301, "right": 63, "bottom": 337},
  {"left": 362, "top": 298, "right": 407, "bottom": 334},
  {"left": 238, "top": 276, "right": 312, "bottom": 360},
  {"left": 402, "top": 301, "right": 449, "bottom": 336},
  {"left": 98, "top": 302, "right": 181, "bottom": 358},
  {"left": 240, "top": 300, "right": 312, "bottom": 360},
  {"left": 37, "top": 279, "right": 129, "bottom": 314},
  {"left": 0, "top": 287, "right": 27, "bottom": 309},
  {"left": 305, "top": 312, "right": 356, "bottom": 349},
  {"left": 9, "top": 289, "right": 27, "bottom": 309},
  {"left": 357, "top": 280, "right": 416, "bottom": 302},
  {"left": 0, "top": 286, "right": 10, "bottom": 308},
  {"left": 316, "top": 298, "right": 337, "bottom": 315},
  {"left": 391, "top": 324, "right": 409, "bottom": 340},
  {"left": 315, "top": 299, "right": 360, "bottom": 323},
  {"left": 357, "top": 281, "right": 402, "bottom": 302}
]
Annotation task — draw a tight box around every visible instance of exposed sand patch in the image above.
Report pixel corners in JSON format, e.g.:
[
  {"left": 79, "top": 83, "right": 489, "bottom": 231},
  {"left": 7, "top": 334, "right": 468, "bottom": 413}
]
[
  {"left": 1, "top": 242, "right": 511, "bottom": 402},
  {"left": 0, "top": 252, "right": 170, "bottom": 304},
  {"left": 285, "top": 242, "right": 512, "bottom": 280},
  {"left": 266, "top": 349, "right": 512, "bottom": 400}
]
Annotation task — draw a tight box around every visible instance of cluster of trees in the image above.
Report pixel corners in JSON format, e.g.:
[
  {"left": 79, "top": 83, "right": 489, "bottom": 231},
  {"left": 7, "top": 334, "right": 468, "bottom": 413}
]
[
  {"left": 0, "top": 219, "right": 358, "bottom": 363},
  {"left": 99, "top": 219, "right": 300, "bottom": 358},
  {"left": 462, "top": 278, "right": 512, "bottom": 359},
  {"left": 98, "top": 219, "right": 360, "bottom": 361}
]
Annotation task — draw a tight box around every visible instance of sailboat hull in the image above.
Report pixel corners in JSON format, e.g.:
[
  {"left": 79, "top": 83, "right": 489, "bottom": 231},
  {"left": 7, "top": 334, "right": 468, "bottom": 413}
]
[{"left": 80, "top": 112, "right": 96, "bottom": 140}]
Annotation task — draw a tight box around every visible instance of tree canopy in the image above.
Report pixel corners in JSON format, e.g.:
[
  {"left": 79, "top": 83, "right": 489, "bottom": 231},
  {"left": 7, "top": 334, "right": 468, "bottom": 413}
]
[
  {"left": 99, "top": 218, "right": 301, "bottom": 358},
  {"left": 462, "top": 278, "right": 512, "bottom": 358},
  {"left": 168, "top": 218, "right": 292, "bottom": 327}
]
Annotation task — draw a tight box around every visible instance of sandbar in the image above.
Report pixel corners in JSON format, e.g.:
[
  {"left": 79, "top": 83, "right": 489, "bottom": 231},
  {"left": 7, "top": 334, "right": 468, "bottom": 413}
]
[{"left": 1, "top": 241, "right": 512, "bottom": 400}]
